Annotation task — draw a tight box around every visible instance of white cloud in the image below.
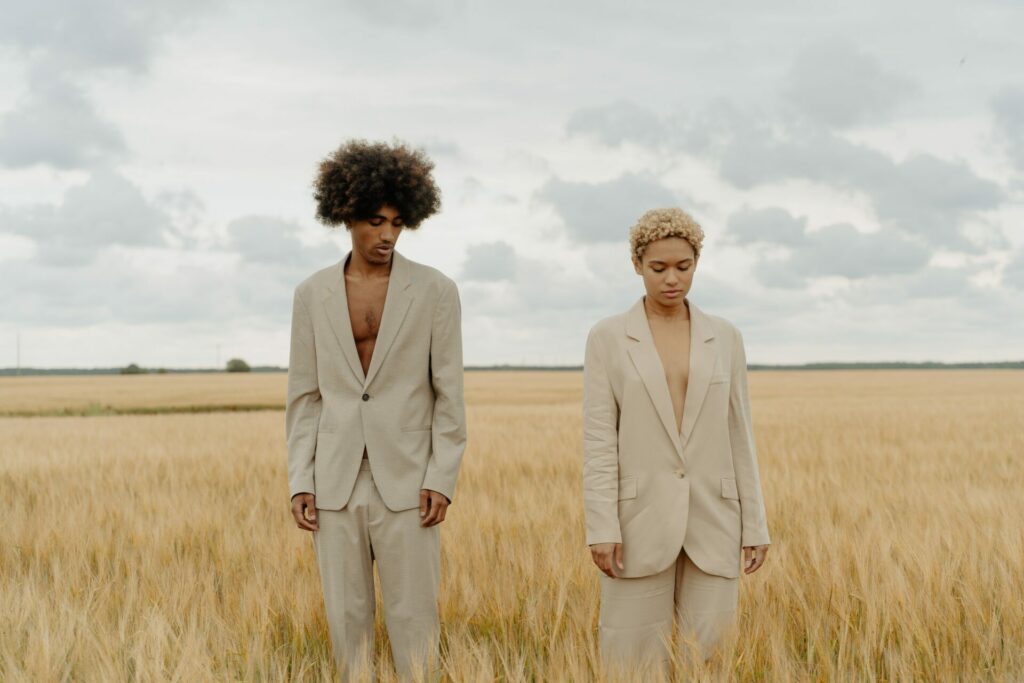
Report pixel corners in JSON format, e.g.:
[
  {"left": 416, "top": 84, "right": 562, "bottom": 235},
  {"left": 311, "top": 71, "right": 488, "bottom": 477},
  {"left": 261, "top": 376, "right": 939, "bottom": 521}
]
[
  {"left": 726, "top": 206, "right": 808, "bottom": 246},
  {"left": 1, "top": 3, "right": 1023, "bottom": 365},
  {"left": 782, "top": 41, "right": 917, "bottom": 128},
  {"left": 226, "top": 215, "right": 339, "bottom": 267},
  {"left": 2, "top": 169, "right": 173, "bottom": 265},
  {"left": 992, "top": 85, "right": 1024, "bottom": 171},
  {"left": 768, "top": 222, "right": 931, "bottom": 282},
  {"left": 344, "top": 0, "right": 465, "bottom": 29},
  {"left": 535, "top": 172, "right": 680, "bottom": 243},
  {"left": 1004, "top": 250, "right": 1024, "bottom": 289},
  {"left": 566, "top": 100, "right": 670, "bottom": 148},
  {"left": 461, "top": 241, "right": 517, "bottom": 281},
  {"left": 727, "top": 206, "right": 947, "bottom": 287},
  {"left": 0, "top": 65, "right": 125, "bottom": 169},
  {"left": 714, "top": 122, "right": 1005, "bottom": 253},
  {"left": 0, "top": 0, "right": 211, "bottom": 73}
]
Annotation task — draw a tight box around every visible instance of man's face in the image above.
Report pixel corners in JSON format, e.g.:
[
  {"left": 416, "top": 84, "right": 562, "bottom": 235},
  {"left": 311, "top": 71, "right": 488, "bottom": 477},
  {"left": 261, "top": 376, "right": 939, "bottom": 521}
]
[
  {"left": 633, "top": 237, "right": 698, "bottom": 309},
  {"left": 348, "top": 205, "right": 404, "bottom": 265}
]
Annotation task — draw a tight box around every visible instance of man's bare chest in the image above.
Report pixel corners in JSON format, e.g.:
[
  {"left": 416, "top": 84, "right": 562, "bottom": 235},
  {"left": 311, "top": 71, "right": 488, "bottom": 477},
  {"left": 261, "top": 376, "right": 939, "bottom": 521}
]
[{"left": 346, "top": 278, "right": 390, "bottom": 345}]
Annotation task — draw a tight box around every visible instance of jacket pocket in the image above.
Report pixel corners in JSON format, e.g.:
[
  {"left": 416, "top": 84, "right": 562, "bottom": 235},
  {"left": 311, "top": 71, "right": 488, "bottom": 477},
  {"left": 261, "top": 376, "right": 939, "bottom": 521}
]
[
  {"left": 618, "top": 476, "right": 638, "bottom": 500},
  {"left": 721, "top": 477, "right": 740, "bottom": 500},
  {"left": 710, "top": 372, "right": 730, "bottom": 384},
  {"left": 401, "top": 424, "right": 432, "bottom": 432}
]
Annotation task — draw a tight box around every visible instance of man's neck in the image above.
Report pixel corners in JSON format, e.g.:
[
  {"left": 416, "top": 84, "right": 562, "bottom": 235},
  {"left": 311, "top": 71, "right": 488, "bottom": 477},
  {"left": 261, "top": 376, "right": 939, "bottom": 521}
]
[{"left": 345, "top": 250, "right": 393, "bottom": 280}]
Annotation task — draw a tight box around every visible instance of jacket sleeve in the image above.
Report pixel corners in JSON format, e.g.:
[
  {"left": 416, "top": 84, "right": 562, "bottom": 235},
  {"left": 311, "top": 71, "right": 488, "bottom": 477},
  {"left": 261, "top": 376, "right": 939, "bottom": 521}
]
[
  {"left": 582, "top": 327, "right": 622, "bottom": 546},
  {"left": 285, "top": 286, "right": 322, "bottom": 499},
  {"left": 420, "top": 278, "right": 467, "bottom": 503},
  {"left": 728, "top": 326, "right": 771, "bottom": 547}
]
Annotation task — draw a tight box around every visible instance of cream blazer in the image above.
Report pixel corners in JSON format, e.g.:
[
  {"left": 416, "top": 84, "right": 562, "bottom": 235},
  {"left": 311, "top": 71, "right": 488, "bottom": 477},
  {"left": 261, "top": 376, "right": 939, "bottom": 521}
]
[
  {"left": 582, "top": 297, "right": 771, "bottom": 579},
  {"left": 285, "top": 250, "right": 467, "bottom": 511}
]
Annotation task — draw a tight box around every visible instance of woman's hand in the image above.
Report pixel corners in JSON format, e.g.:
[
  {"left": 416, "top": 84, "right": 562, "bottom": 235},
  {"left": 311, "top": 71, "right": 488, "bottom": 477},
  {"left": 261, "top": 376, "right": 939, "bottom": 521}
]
[
  {"left": 743, "top": 544, "right": 769, "bottom": 574},
  {"left": 590, "top": 543, "right": 624, "bottom": 578}
]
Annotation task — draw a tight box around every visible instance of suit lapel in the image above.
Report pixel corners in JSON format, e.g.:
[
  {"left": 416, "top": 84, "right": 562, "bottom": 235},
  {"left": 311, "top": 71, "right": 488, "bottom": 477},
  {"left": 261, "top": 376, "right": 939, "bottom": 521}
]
[
  {"left": 679, "top": 300, "right": 717, "bottom": 448},
  {"left": 363, "top": 250, "right": 414, "bottom": 388},
  {"left": 625, "top": 298, "right": 684, "bottom": 455},
  {"left": 321, "top": 253, "right": 367, "bottom": 384}
]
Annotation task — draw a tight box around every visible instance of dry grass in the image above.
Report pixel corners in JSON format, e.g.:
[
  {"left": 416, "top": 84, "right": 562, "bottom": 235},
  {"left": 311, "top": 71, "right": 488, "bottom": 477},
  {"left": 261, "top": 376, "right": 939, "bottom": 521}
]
[
  {"left": 0, "top": 371, "right": 577, "bottom": 416},
  {"left": 1, "top": 370, "right": 1023, "bottom": 681},
  {"left": 0, "top": 373, "right": 287, "bottom": 416}
]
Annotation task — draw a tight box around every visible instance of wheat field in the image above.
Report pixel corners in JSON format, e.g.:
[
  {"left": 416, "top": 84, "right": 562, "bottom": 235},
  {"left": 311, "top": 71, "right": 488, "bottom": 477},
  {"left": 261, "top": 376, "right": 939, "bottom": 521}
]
[{"left": 1, "top": 370, "right": 1023, "bottom": 681}]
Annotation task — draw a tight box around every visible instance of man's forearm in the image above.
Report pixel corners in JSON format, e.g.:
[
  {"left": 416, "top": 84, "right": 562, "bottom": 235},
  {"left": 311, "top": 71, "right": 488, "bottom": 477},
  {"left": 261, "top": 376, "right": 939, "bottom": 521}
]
[
  {"left": 422, "top": 280, "right": 466, "bottom": 501},
  {"left": 286, "top": 288, "right": 322, "bottom": 499}
]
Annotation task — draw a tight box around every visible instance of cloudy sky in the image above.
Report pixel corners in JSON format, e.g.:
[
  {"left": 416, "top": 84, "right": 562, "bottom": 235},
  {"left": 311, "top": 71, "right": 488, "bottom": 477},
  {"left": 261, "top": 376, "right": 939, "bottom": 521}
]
[{"left": 1, "top": 0, "right": 1022, "bottom": 368}]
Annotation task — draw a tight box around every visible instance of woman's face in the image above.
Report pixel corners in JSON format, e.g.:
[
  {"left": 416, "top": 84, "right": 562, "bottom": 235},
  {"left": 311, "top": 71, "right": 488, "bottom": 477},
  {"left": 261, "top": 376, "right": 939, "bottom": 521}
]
[{"left": 633, "top": 237, "right": 697, "bottom": 310}]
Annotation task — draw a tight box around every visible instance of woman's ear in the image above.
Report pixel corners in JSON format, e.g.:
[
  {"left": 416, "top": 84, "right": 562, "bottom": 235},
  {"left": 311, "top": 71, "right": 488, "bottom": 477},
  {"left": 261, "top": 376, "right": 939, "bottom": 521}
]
[{"left": 632, "top": 256, "right": 642, "bottom": 275}]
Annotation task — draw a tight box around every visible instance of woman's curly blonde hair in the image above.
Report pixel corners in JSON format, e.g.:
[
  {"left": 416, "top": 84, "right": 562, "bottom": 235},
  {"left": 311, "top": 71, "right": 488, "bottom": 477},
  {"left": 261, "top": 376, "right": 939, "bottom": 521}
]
[{"left": 629, "top": 207, "right": 704, "bottom": 264}]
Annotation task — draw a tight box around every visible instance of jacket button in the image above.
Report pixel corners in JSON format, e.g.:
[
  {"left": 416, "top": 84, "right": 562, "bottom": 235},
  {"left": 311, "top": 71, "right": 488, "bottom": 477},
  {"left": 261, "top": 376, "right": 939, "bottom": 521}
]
[
  {"left": 362, "top": 393, "right": 369, "bottom": 401},
  {"left": 675, "top": 469, "right": 686, "bottom": 478}
]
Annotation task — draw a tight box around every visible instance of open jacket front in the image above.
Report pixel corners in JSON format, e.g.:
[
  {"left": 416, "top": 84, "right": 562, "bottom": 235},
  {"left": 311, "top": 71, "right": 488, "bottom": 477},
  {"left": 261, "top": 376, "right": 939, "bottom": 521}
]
[
  {"left": 582, "top": 297, "right": 771, "bottom": 579},
  {"left": 285, "top": 250, "right": 467, "bottom": 511}
]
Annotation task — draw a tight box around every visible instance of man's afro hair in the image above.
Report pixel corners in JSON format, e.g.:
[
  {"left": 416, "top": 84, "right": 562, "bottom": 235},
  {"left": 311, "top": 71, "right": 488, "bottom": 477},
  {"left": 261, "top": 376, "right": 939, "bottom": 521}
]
[{"left": 313, "top": 139, "right": 441, "bottom": 229}]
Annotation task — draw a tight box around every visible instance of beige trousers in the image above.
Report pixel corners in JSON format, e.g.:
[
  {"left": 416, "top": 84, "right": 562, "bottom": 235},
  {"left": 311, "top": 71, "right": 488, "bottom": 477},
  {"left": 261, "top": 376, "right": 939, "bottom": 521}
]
[
  {"left": 313, "top": 459, "right": 440, "bottom": 682},
  {"left": 599, "top": 547, "right": 738, "bottom": 675}
]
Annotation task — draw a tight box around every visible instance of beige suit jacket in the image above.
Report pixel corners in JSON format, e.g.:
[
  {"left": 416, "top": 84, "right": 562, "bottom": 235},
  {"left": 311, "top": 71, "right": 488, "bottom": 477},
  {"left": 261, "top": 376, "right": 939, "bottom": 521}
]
[
  {"left": 285, "top": 250, "right": 467, "bottom": 511},
  {"left": 582, "top": 297, "right": 771, "bottom": 579}
]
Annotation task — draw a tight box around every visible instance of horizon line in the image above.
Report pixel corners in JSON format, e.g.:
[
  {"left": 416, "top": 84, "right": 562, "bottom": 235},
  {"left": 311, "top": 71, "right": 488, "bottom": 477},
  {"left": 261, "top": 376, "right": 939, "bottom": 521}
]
[{"left": 1, "top": 360, "right": 1023, "bottom": 377}]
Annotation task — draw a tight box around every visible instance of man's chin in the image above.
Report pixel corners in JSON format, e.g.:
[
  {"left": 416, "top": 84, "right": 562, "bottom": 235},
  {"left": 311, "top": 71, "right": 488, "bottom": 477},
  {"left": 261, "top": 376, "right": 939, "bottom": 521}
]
[{"left": 365, "top": 251, "right": 393, "bottom": 265}]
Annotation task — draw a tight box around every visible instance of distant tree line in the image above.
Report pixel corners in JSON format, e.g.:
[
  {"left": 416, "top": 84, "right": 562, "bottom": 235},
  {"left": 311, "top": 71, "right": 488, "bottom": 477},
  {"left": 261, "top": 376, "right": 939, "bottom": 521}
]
[
  {"left": 226, "top": 358, "right": 250, "bottom": 372},
  {"left": 117, "top": 358, "right": 251, "bottom": 374},
  {"left": 2, "top": 360, "right": 1023, "bottom": 377}
]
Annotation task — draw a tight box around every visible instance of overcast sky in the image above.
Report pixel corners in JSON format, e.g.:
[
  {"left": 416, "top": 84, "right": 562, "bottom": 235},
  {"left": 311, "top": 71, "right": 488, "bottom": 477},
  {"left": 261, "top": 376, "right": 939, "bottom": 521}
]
[{"left": 1, "top": 0, "right": 1022, "bottom": 367}]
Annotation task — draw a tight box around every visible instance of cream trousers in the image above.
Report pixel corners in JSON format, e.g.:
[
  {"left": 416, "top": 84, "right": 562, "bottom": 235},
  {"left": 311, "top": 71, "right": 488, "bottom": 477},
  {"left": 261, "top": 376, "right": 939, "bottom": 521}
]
[
  {"left": 313, "top": 459, "right": 440, "bottom": 682},
  {"left": 599, "top": 547, "right": 739, "bottom": 676}
]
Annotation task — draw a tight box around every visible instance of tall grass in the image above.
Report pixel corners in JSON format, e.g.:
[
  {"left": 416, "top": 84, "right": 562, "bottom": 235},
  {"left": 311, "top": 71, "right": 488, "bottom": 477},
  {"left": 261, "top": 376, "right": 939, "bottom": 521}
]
[{"left": 1, "top": 371, "right": 1022, "bottom": 681}]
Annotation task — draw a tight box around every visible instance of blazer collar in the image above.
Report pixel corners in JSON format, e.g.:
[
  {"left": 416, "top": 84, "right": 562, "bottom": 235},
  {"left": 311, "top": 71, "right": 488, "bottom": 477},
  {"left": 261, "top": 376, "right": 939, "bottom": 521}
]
[
  {"left": 320, "top": 250, "right": 415, "bottom": 389},
  {"left": 625, "top": 295, "right": 718, "bottom": 458}
]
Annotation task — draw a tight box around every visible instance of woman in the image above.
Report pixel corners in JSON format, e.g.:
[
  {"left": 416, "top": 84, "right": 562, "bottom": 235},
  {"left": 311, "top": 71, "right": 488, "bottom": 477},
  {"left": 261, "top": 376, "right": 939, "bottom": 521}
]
[{"left": 582, "top": 207, "right": 771, "bottom": 673}]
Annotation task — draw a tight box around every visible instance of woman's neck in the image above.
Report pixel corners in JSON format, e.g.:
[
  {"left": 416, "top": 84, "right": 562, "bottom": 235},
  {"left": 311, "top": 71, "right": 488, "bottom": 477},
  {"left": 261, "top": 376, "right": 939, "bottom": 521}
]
[{"left": 643, "top": 295, "right": 689, "bottom": 322}]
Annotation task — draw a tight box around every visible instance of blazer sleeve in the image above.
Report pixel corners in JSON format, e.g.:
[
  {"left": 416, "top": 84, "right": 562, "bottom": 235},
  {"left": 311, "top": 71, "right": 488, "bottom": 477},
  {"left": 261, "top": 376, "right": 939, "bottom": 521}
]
[
  {"left": 421, "top": 278, "right": 467, "bottom": 503},
  {"left": 285, "top": 286, "right": 322, "bottom": 500},
  {"left": 728, "top": 326, "right": 771, "bottom": 547},
  {"left": 582, "top": 327, "right": 622, "bottom": 546}
]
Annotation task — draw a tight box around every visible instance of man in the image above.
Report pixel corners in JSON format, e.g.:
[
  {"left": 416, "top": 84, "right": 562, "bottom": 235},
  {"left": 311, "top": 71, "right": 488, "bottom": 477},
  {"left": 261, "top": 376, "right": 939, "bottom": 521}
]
[{"left": 286, "top": 139, "right": 466, "bottom": 681}]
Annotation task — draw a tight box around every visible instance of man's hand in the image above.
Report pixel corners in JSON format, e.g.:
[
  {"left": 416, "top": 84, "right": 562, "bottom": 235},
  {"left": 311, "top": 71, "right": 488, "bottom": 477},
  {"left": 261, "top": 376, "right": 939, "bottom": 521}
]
[
  {"left": 419, "top": 489, "right": 449, "bottom": 527},
  {"left": 590, "top": 542, "right": 624, "bottom": 578},
  {"left": 291, "top": 493, "right": 319, "bottom": 532},
  {"left": 743, "top": 544, "right": 769, "bottom": 574}
]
